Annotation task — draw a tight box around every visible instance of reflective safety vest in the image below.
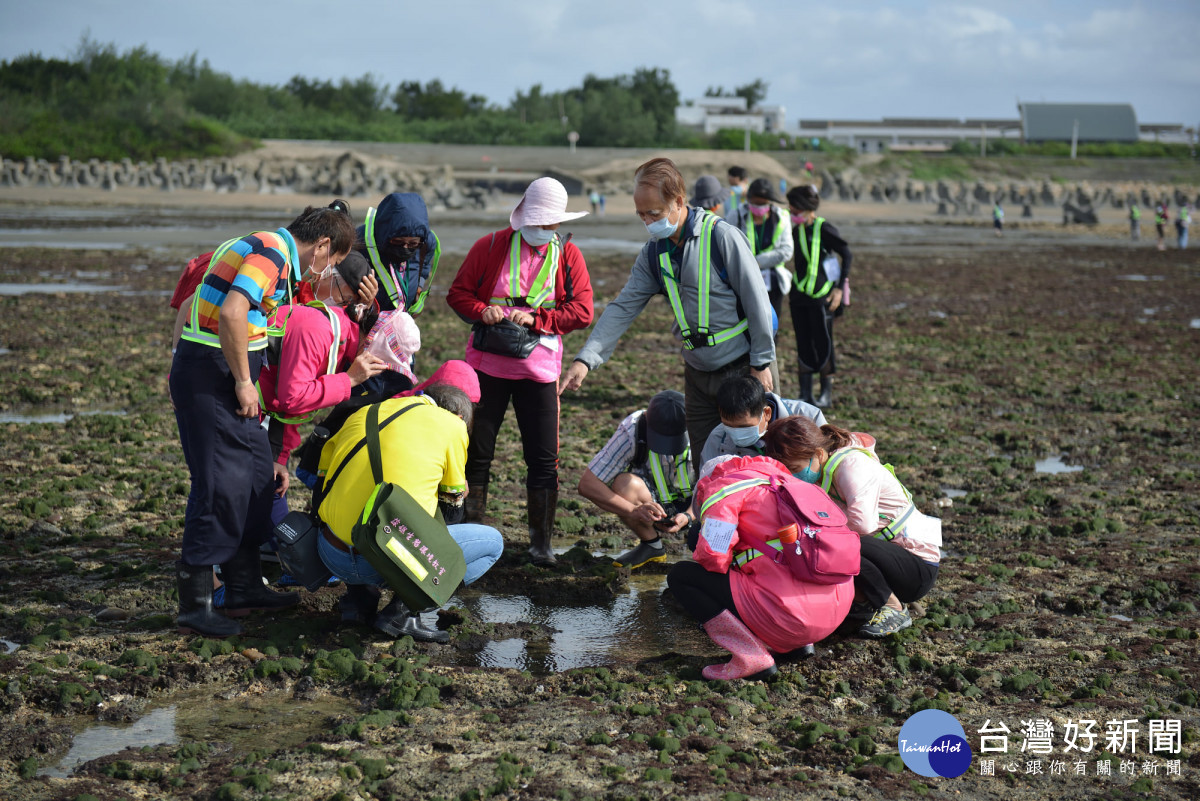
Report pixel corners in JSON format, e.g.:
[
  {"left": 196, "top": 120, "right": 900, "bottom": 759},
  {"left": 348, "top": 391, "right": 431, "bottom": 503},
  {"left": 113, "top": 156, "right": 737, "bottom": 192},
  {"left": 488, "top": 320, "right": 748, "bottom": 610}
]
[
  {"left": 1182, "top": 207, "right": 1191, "bottom": 224},
  {"left": 1130, "top": 205, "right": 1141, "bottom": 221},
  {"left": 697, "top": 476, "right": 778, "bottom": 567},
  {"left": 658, "top": 212, "right": 750, "bottom": 350},
  {"left": 180, "top": 234, "right": 296, "bottom": 351},
  {"left": 820, "top": 448, "right": 915, "bottom": 541},
  {"left": 259, "top": 301, "right": 343, "bottom": 425},
  {"left": 489, "top": 231, "right": 560, "bottom": 309},
  {"left": 647, "top": 446, "right": 692, "bottom": 504},
  {"left": 364, "top": 207, "right": 441, "bottom": 314},
  {"left": 742, "top": 207, "right": 785, "bottom": 255},
  {"left": 1155, "top": 206, "right": 1168, "bottom": 224},
  {"left": 793, "top": 218, "right": 833, "bottom": 299}
]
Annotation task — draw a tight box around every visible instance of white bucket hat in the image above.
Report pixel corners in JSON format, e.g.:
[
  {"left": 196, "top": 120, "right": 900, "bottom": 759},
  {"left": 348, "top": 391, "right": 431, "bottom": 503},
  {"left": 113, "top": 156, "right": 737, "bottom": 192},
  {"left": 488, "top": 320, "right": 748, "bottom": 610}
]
[{"left": 510, "top": 177, "right": 589, "bottom": 230}]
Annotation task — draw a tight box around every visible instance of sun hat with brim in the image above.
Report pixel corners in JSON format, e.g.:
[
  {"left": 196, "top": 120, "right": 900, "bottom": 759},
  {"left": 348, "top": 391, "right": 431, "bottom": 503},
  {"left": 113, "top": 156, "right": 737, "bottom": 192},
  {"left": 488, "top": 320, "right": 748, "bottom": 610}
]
[
  {"left": 748, "top": 177, "right": 785, "bottom": 205},
  {"left": 510, "top": 177, "right": 589, "bottom": 230},
  {"left": 690, "top": 175, "right": 724, "bottom": 209},
  {"left": 645, "top": 390, "right": 688, "bottom": 455}
]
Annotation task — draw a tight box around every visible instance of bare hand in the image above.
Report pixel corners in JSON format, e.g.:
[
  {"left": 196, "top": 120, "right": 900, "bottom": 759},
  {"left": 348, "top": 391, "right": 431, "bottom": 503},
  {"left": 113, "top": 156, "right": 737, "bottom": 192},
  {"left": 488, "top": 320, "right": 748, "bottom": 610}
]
[
  {"left": 273, "top": 462, "right": 290, "bottom": 497},
  {"left": 509, "top": 310, "right": 534, "bottom": 328},
  {"left": 234, "top": 381, "right": 260, "bottom": 418},
  {"left": 630, "top": 501, "right": 667, "bottom": 524},
  {"left": 827, "top": 288, "right": 843, "bottom": 312},
  {"left": 558, "top": 361, "right": 589, "bottom": 395},
  {"left": 481, "top": 306, "right": 504, "bottom": 325},
  {"left": 750, "top": 365, "right": 774, "bottom": 393},
  {"left": 656, "top": 512, "right": 690, "bottom": 534},
  {"left": 347, "top": 351, "right": 388, "bottom": 386},
  {"left": 357, "top": 272, "right": 379, "bottom": 305}
]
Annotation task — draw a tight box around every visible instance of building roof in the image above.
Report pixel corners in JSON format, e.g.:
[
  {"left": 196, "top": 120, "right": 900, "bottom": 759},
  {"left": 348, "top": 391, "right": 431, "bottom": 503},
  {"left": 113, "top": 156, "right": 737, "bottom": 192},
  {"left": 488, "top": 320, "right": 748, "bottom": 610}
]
[{"left": 1019, "top": 103, "right": 1138, "bottom": 142}]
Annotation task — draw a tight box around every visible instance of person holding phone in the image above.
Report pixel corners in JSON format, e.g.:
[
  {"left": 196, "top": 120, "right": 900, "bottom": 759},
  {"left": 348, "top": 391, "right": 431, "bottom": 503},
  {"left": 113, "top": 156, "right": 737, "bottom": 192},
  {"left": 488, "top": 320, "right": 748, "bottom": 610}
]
[{"left": 577, "top": 390, "right": 695, "bottom": 569}]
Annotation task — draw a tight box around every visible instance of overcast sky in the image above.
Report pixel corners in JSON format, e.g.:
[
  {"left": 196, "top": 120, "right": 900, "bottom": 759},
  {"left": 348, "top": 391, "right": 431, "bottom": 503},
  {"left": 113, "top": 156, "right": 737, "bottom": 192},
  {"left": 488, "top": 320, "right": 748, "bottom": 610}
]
[{"left": 3, "top": 0, "right": 1198, "bottom": 129}]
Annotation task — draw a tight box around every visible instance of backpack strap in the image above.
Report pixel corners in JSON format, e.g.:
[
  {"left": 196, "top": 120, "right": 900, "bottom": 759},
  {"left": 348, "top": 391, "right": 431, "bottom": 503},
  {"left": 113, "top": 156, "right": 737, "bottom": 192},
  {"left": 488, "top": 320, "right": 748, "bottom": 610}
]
[{"left": 312, "top": 400, "right": 422, "bottom": 513}]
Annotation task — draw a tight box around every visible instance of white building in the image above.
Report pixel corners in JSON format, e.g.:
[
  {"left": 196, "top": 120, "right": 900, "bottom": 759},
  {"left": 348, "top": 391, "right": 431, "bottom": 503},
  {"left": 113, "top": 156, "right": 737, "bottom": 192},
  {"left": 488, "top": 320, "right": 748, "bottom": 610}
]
[
  {"left": 676, "top": 97, "right": 787, "bottom": 135},
  {"left": 796, "top": 118, "right": 1021, "bottom": 153}
]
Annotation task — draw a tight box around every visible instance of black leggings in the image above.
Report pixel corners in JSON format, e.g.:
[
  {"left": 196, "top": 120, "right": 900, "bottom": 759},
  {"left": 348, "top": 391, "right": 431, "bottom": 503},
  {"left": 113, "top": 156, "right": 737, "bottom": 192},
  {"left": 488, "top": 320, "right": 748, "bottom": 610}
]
[
  {"left": 855, "top": 536, "right": 939, "bottom": 609},
  {"left": 667, "top": 561, "right": 739, "bottom": 625},
  {"left": 467, "top": 371, "right": 560, "bottom": 491}
]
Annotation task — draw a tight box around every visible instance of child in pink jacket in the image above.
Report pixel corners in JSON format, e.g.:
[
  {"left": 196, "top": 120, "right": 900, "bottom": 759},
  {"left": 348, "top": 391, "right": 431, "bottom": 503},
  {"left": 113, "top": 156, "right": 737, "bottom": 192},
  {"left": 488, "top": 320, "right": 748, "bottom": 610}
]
[{"left": 667, "top": 454, "right": 854, "bottom": 680}]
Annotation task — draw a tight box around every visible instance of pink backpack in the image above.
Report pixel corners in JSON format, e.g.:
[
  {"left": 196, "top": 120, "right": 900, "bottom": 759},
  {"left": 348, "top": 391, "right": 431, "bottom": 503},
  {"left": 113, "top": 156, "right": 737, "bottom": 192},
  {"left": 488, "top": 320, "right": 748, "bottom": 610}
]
[{"left": 732, "top": 475, "right": 860, "bottom": 585}]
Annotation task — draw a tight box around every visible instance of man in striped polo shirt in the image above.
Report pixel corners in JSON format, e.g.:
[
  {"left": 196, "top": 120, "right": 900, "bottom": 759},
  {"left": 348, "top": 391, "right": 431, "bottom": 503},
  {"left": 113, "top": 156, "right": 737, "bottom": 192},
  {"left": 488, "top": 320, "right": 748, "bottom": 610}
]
[{"left": 170, "top": 206, "right": 356, "bottom": 637}]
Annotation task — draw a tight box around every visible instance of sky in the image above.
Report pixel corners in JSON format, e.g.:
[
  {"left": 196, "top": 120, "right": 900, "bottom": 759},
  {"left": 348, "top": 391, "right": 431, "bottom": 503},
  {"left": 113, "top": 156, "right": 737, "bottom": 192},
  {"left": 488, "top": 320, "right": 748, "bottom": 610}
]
[{"left": 3, "top": 0, "right": 1198, "bottom": 129}]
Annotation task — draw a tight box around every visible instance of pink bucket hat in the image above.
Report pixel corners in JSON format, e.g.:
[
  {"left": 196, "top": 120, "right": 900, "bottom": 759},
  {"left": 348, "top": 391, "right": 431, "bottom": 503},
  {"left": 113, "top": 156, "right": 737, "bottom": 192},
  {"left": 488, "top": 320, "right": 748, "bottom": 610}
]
[{"left": 509, "top": 177, "right": 589, "bottom": 230}]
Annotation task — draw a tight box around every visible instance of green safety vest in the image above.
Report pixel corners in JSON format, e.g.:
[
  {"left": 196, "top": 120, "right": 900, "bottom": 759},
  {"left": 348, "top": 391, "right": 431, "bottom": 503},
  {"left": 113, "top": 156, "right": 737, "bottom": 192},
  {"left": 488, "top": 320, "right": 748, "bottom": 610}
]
[
  {"left": 742, "top": 207, "right": 785, "bottom": 256},
  {"left": 364, "top": 207, "right": 441, "bottom": 314},
  {"left": 1131, "top": 206, "right": 1141, "bottom": 220},
  {"left": 1182, "top": 208, "right": 1191, "bottom": 223},
  {"left": 259, "top": 301, "right": 342, "bottom": 425},
  {"left": 793, "top": 217, "right": 833, "bottom": 299},
  {"left": 658, "top": 212, "right": 750, "bottom": 350},
  {"left": 646, "top": 446, "right": 693, "bottom": 504},
  {"left": 488, "top": 232, "right": 560, "bottom": 309},
  {"left": 820, "top": 448, "right": 915, "bottom": 541},
  {"left": 1155, "top": 207, "right": 1167, "bottom": 224},
  {"left": 180, "top": 234, "right": 296, "bottom": 351}
]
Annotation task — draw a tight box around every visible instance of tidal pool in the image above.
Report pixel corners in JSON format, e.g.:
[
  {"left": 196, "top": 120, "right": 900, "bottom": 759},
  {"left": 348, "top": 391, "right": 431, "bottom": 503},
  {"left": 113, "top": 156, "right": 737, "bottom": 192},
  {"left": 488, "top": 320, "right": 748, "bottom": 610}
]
[
  {"left": 39, "top": 689, "right": 357, "bottom": 778},
  {"left": 450, "top": 573, "right": 709, "bottom": 674},
  {"left": 0, "top": 282, "right": 129, "bottom": 295},
  {"left": 1034, "top": 455, "right": 1084, "bottom": 474},
  {"left": 0, "top": 408, "right": 128, "bottom": 424}
]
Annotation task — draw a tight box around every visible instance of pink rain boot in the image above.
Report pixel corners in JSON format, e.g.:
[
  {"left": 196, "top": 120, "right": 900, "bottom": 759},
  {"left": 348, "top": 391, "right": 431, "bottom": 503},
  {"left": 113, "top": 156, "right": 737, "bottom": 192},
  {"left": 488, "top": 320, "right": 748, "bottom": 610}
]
[{"left": 701, "top": 610, "right": 777, "bottom": 681}]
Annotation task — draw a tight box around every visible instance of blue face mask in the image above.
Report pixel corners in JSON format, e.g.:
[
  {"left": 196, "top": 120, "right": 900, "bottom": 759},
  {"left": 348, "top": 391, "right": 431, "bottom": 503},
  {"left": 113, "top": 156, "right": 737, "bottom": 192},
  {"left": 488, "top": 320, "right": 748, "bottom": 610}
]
[
  {"left": 521, "top": 226, "right": 556, "bottom": 246},
  {"left": 728, "top": 424, "right": 762, "bottom": 448},
  {"left": 645, "top": 207, "right": 680, "bottom": 240},
  {"left": 792, "top": 458, "right": 820, "bottom": 484}
]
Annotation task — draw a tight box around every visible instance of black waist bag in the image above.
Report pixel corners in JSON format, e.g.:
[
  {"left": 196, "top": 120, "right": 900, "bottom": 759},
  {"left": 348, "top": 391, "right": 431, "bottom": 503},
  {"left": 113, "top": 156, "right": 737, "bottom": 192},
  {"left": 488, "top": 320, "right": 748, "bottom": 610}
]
[
  {"left": 471, "top": 318, "right": 539, "bottom": 359},
  {"left": 348, "top": 404, "right": 467, "bottom": 611},
  {"left": 273, "top": 510, "right": 333, "bottom": 591}
]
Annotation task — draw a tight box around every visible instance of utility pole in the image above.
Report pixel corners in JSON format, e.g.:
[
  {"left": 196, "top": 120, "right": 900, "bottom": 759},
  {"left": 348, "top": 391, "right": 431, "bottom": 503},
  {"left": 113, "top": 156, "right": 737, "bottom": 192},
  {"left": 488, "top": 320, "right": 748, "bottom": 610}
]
[
  {"left": 1070, "top": 118, "right": 1079, "bottom": 159},
  {"left": 980, "top": 123, "right": 986, "bottom": 157},
  {"left": 744, "top": 119, "right": 751, "bottom": 153}
]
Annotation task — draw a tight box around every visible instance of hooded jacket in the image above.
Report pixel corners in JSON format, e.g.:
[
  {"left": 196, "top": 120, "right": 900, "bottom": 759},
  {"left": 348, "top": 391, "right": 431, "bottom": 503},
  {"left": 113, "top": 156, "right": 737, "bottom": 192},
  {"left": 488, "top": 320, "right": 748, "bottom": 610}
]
[{"left": 356, "top": 193, "right": 440, "bottom": 314}]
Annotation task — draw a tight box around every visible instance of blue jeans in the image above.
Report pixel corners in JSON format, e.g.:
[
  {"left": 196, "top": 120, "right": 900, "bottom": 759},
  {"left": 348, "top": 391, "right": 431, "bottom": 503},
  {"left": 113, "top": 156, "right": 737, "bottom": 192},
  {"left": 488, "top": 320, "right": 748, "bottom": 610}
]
[{"left": 318, "top": 523, "right": 504, "bottom": 589}]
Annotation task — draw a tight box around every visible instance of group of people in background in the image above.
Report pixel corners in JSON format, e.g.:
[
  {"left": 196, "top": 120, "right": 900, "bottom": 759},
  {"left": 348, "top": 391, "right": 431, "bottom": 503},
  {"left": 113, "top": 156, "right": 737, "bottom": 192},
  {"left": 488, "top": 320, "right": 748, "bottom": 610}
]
[
  {"left": 1130, "top": 200, "right": 1191, "bottom": 250},
  {"left": 167, "top": 156, "right": 939, "bottom": 682}
]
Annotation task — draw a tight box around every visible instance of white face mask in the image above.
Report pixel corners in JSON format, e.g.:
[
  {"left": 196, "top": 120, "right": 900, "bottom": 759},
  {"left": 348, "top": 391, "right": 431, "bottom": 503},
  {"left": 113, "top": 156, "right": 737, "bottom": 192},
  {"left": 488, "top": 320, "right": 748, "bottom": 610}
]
[{"left": 521, "top": 226, "right": 557, "bottom": 246}]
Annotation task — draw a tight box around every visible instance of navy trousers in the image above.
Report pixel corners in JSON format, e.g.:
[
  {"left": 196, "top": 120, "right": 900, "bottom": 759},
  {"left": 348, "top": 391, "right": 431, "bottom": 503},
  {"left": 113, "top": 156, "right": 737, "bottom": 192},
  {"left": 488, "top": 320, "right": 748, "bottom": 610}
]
[{"left": 170, "top": 341, "right": 274, "bottom": 566}]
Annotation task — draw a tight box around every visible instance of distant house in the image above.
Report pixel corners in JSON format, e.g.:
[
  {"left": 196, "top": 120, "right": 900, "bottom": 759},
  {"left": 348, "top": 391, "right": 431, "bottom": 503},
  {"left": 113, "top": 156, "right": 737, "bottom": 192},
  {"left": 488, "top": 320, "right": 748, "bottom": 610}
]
[
  {"left": 1018, "top": 103, "right": 1138, "bottom": 143},
  {"left": 795, "top": 118, "right": 1022, "bottom": 154},
  {"left": 676, "top": 97, "right": 787, "bottom": 135}
]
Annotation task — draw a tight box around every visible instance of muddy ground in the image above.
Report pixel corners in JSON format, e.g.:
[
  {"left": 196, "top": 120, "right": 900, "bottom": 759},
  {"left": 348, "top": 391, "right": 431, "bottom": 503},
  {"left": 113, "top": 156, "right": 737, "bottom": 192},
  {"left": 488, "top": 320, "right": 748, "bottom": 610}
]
[{"left": 0, "top": 216, "right": 1198, "bottom": 801}]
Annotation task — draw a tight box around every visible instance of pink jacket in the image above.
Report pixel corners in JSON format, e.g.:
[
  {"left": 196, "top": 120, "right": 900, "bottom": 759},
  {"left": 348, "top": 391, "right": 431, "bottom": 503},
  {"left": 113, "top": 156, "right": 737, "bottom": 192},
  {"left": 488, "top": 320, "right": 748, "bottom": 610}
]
[
  {"left": 693, "top": 455, "right": 853, "bottom": 653},
  {"left": 826, "top": 435, "right": 940, "bottom": 564},
  {"left": 260, "top": 304, "right": 359, "bottom": 464}
]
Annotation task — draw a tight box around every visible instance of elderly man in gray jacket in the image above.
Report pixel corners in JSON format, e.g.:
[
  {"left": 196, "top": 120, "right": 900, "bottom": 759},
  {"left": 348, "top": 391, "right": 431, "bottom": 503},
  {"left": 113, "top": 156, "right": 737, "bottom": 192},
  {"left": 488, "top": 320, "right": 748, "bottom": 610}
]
[{"left": 559, "top": 157, "right": 776, "bottom": 459}]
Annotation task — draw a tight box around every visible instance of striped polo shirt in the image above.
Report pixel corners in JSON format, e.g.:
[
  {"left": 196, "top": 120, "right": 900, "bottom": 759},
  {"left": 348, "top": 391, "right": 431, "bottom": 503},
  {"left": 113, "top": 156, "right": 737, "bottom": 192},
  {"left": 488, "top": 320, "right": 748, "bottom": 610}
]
[{"left": 183, "top": 228, "right": 300, "bottom": 350}]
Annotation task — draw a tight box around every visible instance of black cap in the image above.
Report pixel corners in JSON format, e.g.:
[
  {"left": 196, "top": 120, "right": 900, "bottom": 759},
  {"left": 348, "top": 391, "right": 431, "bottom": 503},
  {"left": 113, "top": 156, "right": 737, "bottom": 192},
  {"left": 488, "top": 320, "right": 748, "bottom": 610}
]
[
  {"left": 747, "top": 178, "right": 785, "bottom": 204},
  {"left": 645, "top": 390, "right": 688, "bottom": 455},
  {"left": 335, "top": 250, "right": 371, "bottom": 292}
]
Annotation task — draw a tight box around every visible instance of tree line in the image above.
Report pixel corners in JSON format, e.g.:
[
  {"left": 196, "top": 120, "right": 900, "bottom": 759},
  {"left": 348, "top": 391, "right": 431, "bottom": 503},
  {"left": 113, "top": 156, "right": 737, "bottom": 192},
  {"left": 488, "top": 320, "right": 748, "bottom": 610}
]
[{"left": 0, "top": 38, "right": 778, "bottom": 161}]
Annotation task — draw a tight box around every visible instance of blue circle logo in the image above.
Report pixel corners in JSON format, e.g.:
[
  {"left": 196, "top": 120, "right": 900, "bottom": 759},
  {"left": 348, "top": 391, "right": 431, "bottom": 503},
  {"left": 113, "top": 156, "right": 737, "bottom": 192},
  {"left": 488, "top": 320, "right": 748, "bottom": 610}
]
[{"left": 898, "top": 709, "right": 973, "bottom": 778}]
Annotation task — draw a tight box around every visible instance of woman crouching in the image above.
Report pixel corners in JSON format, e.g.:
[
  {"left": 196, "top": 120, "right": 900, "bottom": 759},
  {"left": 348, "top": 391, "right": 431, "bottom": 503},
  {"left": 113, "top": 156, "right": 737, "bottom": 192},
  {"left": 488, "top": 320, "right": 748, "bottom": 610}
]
[{"left": 666, "top": 454, "right": 855, "bottom": 680}]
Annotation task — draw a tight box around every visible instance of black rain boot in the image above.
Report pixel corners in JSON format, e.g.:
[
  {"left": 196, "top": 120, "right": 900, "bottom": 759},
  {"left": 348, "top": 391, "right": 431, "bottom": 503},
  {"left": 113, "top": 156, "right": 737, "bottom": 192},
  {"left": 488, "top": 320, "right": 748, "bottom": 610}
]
[
  {"left": 339, "top": 584, "right": 382, "bottom": 626},
  {"left": 799, "top": 373, "right": 815, "bottom": 405},
  {"left": 526, "top": 487, "right": 558, "bottom": 566},
  {"left": 374, "top": 596, "right": 450, "bottom": 643},
  {"left": 176, "top": 561, "right": 242, "bottom": 637},
  {"left": 220, "top": 545, "right": 301, "bottom": 617},
  {"left": 464, "top": 483, "right": 488, "bottom": 524},
  {"left": 816, "top": 374, "right": 833, "bottom": 408}
]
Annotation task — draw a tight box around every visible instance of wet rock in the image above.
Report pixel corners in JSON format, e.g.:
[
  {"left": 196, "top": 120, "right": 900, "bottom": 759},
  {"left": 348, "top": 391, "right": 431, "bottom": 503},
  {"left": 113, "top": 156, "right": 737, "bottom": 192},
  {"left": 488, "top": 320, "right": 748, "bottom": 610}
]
[{"left": 95, "top": 607, "right": 131, "bottom": 622}]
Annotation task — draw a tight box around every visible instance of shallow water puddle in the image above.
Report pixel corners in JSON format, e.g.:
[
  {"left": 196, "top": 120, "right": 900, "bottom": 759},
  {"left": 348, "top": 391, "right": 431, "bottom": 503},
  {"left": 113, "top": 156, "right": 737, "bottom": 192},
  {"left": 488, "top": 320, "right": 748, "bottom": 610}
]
[
  {"left": 0, "top": 282, "right": 131, "bottom": 295},
  {"left": 941, "top": 488, "right": 967, "bottom": 498},
  {"left": 1035, "top": 455, "right": 1084, "bottom": 474},
  {"left": 452, "top": 574, "right": 708, "bottom": 674},
  {"left": 1191, "top": 319, "right": 1200, "bottom": 329},
  {"left": 0, "top": 408, "right": 128, "bottom": 424},
  {"left": 39, "top": 689, "right": 356, "bottom": 778},
  {"left": 1, "top": 638, "right": 18, "bottom": 654},
  {"left": 1114, "top": 274, "right": 1164, "bottom": 282}
]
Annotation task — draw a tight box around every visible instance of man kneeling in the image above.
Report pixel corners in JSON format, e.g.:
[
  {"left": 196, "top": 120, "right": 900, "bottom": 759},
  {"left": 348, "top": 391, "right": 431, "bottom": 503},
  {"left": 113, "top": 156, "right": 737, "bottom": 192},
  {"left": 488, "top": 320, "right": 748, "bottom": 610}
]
[
  {"left": 579, "top": 390, "right": 695, "bottom": 569},
  {"left": 314, "top": 384, "right": 503, "bottom": 641}
]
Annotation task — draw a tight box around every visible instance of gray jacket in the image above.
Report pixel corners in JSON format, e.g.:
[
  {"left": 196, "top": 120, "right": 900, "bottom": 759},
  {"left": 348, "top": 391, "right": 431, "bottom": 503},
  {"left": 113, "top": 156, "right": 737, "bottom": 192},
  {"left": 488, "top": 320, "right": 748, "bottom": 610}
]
[{"left": 574, "top": 208, "right": 775, "bottom": 373}]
